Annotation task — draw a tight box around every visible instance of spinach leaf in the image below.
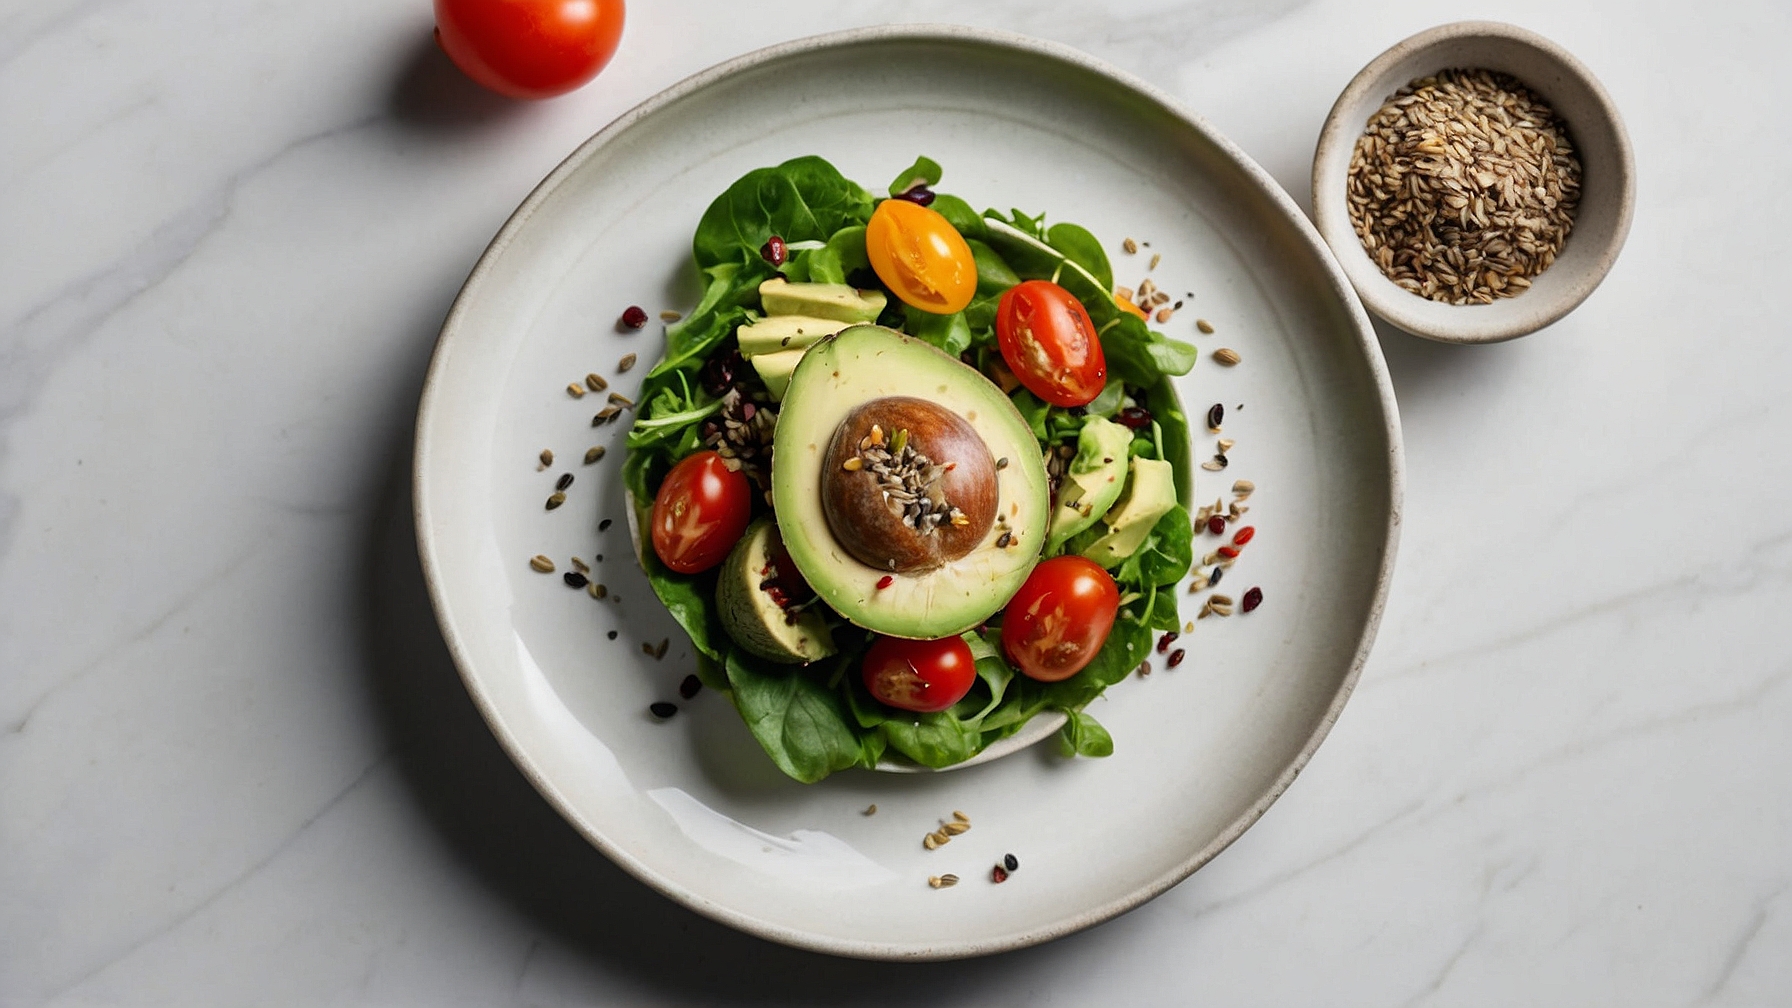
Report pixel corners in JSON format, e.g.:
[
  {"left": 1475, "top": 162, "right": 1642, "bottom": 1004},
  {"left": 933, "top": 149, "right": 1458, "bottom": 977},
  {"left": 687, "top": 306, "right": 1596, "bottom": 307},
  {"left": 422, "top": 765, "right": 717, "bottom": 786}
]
[
  {"left": 1010, "top": 388, "right": 1049, "bottom": 441},
  {"left": 879, "top": 711, "right": 981, "bottom": 768},
  {"left": 1056, "top": 709, "right": 1115, "bottom": 757},
  {"left": 1085, "top": 378, "right": 1125, "bottom": 419},
  {"left": 1144, "top": 583, "right": 1180, "bottom": 631},
  {"left": 962, "top": 239, "right": 1020, "bottom": 332},
  {"left": 1045, "top": 222, "right": 1112, "bottom": 291},
  {"left": 903, "top": 304, "right": 973, "bottom": 358},
  {"left": 1101, "top": 312, "right": 1199, "bottom": 386},
  {"left": 692, "top": 157, "right": 875, "bottom": 270},
  {"left": 1035, "top": 617, "right": 1152, "bottom": 710},
  {"left": 785, "top": 225, "right": 868, "bottom": 285},
  {"left": 1132, "top": 505, "right": 1194, "bottom": 587},
  {"left": 889, "top": 156, "right": 941, "bottom": 195},
  {"left": 725, "top": 649, "right": 865, "bottom": 784},
  {"left": 621, "top": 451, "right": 728, "bottom": 661},
  {"left": 931, "top": 194, "right": 988, "bottom": 243}
]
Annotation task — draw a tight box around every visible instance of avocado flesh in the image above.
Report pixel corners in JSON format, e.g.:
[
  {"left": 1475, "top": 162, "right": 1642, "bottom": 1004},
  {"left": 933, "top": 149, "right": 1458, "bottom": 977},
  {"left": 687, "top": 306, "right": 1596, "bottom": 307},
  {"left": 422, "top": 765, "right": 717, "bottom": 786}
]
[
  {"left": 1082, "top": 457, "right": 1179, "bottom": 567},
  {"left": 771, "top": 325, "right": 1049, "bottom": 639},
  {"left": 716, "top": 519, "right": 836, "bottom": 664},
  {"left": 1045, "top": 416, "right": 1132, "bottom": 553},
  {"left": 751, "top": 348, "right": 804, "bottom": 401},
  {"left": 759, "top": 278, "right": 886, "bottom": 323},
  {"left": 737, "top": 315, "right": 850, "bottom": 358}
]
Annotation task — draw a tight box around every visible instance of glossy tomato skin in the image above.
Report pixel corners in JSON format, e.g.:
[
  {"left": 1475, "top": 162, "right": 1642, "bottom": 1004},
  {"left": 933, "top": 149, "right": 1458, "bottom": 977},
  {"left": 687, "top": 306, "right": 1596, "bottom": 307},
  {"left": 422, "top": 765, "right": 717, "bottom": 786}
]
[
  {"left": 650, "top": 451, "right": 750, "bottom": 574},
  {"left": 996, "top": 280, "right": 1107, "bottom": 407},
  {"left": 862, "top": 635, "right": 977, "bottom": 713},
  {"left": 435, "top": 0, "right": 625, "bottom": 100},
  {"left": 865, "top": 199, "right": 977, "bottom": 315},
  {"left": 1001, "top": 556, "right": 1120, "bottom": 682}
]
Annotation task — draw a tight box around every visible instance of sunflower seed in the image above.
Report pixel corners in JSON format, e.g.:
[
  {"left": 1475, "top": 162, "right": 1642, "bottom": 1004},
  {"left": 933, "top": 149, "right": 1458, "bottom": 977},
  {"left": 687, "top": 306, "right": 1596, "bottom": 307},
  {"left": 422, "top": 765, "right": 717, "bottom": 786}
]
[
  {"left": 585, "top": 373, "right": 608, "bottom": 392},
  {"left": 529, "top": 555, "right": 555, "bottom": 573},
  {"left": 584, "top": 446, "right": 606, "bottom": 464},
  {"left": 1213, "top": 347, "right": 1241, "bottom": 366},
  {"left": 538, "top": 448, "right": 554, "bottom": 468},
  {"left": 566, "top": 383, "right": 586, "bottom": 398},
  {"left": 1122, "top": 237, "right": 1138, "bottom": 254},
  {"left": 546, "top": 492, "right": 566, "bottom": 510},
  {"left": 1196, "top": 318, "right": 1215, "bottom": 334}
]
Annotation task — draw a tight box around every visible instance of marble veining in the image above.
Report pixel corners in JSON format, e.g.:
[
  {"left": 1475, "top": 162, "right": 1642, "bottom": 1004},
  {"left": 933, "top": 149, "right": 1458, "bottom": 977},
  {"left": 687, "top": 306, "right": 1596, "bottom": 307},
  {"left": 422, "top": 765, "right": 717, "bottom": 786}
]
[{"left": 3, "top": 0, "right": 1790, "bottom": 1003}]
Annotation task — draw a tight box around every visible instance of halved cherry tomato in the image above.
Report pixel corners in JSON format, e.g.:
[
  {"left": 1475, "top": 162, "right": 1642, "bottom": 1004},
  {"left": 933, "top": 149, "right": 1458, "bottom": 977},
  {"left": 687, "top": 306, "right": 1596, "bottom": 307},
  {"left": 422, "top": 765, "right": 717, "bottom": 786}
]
[
  {"left": 995, "top": 280, "right": 1107, "bottom": 407},
  {"left": 865, "top": 199, "right": 976, "bottom": 314},
  {"left": 650, "top": 450, "right": 750, "bottom": 574},
  {"left": 1001, "top": 556, "right": 1119, "bottom": 682},
  {"left": 435, "top": 0, "right": 626, "bottom": 100},
  {"left": 862, "top": 635, "right": 977, "bottom": 713}
]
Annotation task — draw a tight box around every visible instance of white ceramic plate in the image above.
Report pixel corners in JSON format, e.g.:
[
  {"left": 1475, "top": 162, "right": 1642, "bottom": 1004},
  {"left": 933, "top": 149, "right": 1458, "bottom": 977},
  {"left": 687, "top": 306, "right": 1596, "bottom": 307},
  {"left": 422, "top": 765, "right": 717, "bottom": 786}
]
[{"left": 415, "top": 25, "right": 1401, "bottom": 960}]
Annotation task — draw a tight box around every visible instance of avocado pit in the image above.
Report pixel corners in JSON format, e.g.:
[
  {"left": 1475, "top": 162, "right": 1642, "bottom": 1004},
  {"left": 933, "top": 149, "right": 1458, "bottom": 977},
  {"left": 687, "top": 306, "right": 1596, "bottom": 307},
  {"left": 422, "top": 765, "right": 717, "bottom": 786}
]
[{"left": 821, "top": 397, "right": 997, "bottom": 574}]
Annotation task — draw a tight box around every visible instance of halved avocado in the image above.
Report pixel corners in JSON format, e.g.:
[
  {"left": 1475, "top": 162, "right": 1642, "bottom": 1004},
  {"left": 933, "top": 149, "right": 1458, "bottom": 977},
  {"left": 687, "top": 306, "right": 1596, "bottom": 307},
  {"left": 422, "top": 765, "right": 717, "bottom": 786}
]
[
  {"left": 716, "top": 518, "right": 835, "bottom": 663},
  {"left": 771, "top": 325, "right": 1049, "bottom": 639}
]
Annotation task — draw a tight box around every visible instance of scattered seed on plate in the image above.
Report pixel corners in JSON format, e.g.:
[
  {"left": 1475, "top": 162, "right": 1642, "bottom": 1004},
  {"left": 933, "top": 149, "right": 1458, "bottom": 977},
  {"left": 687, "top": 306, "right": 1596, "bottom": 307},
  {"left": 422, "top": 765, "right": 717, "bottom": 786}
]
[
  {"left": 617, "top": 353, "right": 637, "bottom": 372},
  {"left": 608, "top": 391, "right": 634, "bottom": 408},
  {"left": 928, "top": 874, "right": 959, "bottom": 889},
  {"left": 555, "top": 473, "right": 574, "bottom": 492},
  {"left": 863, "top": 804, "right": 878, "bottom": 816},
  {"left": 991, "top": 865, "right": 1010, "bottom": 884},
  {"left": 1210, "top": 565, "right": 1224, "bottom": 586},
  {"left": 1168, "top": 648, "right": 1187, "bottom": 668},
  {"left": 642, "top": 642, "right": 655, "bottom": 656},
  {"left": 546, "top": 491, "right": 566, "bottom": 510},
  {"left": 1184, "top": 620, "right": 1194, "bottom": 633},
  {"left": 606, "top": 629, "right": 618, "bottom": 639},
  {"left": 1122, "top": 237, "right": 1138, "bottom": 254},
  {"left": 583, "top": 374, "right": 607, "bottom": 394},
  {"left": 593, "top": 406, "right": 621, "bottom": 424},
  {"left": 566, "top": 383, "right": 586, "bottom": 398},
  {"left": 922, "top": 833, "right": 943, "bottom": 850},
  {"left": 1004, "top": 853, "right": 1019, "bottom": 872},
  {"left": 1242, "top": 586, "right": 1264, "bottom": 612},
  {"left": 538, "top": 448, "right": 554, "bottom": 468},
  {"left": 1207, "top": 403, "right": 1224, "bottom": 431},
  {"left": 1196, "top": 318, "right": 1215, "bottom": 334},
  {"left": 587, "top": 581, "right": 607, "bottom": 599},
  {"left": 940, "top": 821, "right": 969, "bottom": 836},
  {"left": 659, "top": 310, "right": 682, "bottom": 322},
  {"left": 620, "top": 306, "right": 648, "bottom": 329},
  {"left": 1213, "top": 347, "right": 1241, "bottom": 366},
  {"left": 1149, "top": 253, "right": 1161, "bottom": 271},
  {"left": 585, "top": 446, "right": 606, "bottom": 465},
  {"left": 570, "top": 556, "right": 589, "bottom": 574},
  {"left": 648, "top": 701, "right": 676, "bottom": 719},
  {"left": 1232, "top": 526, "right": 1255, "bottom": 545},
  {"left": 679, "top": 674, "right": 702, "bottom": 699},
  {"left": 1136, "top": 660, "right": 1151, "bottom": 677},
  {"left": 1202, "top": 458, "right": 1227, "bottom": 471},
  {"left": 1232, "top": 479, "right": 1254, "bottom": 497},
  {"left": 654, "top": 638, "right": 670, "bottom": 660},
  {"left": 1187, "top": 572, "right": 1208, "bottom": 593},
  {"left": 1155, "top": 307, "right": 1175, "bottom": 323},
  {"left": 529, "top": 555, "right": 555, "bottom": 573},
  {"left": 563, "top": 571, "right": 587, "bottom": 588},
  {"left": 1206, "top": 514, "right": 1226, "bottom": 535},
  {"left": 952, "top": 810, "right": 969, "bottom": 823},
  {"left": 1157, "top": 631, "right": 1177, "bottom": 653}
]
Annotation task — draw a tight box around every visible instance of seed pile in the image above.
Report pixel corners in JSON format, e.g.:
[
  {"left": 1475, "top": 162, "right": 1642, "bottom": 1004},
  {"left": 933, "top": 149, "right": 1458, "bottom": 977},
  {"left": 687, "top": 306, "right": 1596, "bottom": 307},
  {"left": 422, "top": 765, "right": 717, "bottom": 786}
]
[
  {"left": 847, "top": 425, "right": 967, "bottom": 536},
  {"left": 1347, "top": 68, "right": 1581, "bottom": 305},
  {"left": 922, "top": 810, "right": 971, "bottom": 850}
]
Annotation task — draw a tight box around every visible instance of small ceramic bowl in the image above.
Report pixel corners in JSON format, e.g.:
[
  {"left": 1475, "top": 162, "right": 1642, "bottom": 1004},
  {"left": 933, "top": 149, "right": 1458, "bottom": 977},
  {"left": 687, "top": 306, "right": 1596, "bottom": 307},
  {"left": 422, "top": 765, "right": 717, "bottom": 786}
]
[{"left": 1311, "top": 21, "right": 1634, "bottom": 343}]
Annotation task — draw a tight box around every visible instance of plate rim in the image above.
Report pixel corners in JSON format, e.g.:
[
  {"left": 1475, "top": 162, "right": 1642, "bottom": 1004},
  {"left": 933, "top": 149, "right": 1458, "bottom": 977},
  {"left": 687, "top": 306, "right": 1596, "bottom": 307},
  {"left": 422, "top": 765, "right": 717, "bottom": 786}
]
[{"left": 413, "top": 22, "right": 1404, "bottom": 961}]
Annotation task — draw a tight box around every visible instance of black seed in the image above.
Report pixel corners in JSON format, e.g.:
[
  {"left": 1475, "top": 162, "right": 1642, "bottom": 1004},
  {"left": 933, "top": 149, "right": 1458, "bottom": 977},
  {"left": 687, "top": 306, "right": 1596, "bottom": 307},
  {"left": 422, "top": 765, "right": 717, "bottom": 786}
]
[
  {"left": 1003, "top": 853, "right": 1018, "bottom": 872},
  {"left": 555, "top": 472, "right": 574, "bottom": 491},
  {"left": 679, "top": 674, "right": 702, "bottom": 699},
  {"left": 1210, "top": 566, "right": 1224, "bottom": 586},
  {"left": 563, "top": 571, "right": 588, "bottom": 588},
  {"left": 1207, "top": 403, "right": 1224, "bottom": 429},
  {"left": 607, "top": 630, "right": 618, "bottom": 640},
  {"left": 595, "top": 554, "right": 603, "bottom": 562},
  {"left": 598, "top": 518, "right": 612, "bottom": 531},
  {"left": 649, "top": 702, "right": 677, "bottom": 719},
  {"left": 1212, "top": 453, "right": 1228, "bottom": 468},
  {"left": 995, "top": 457, "right": 1008, "bottom": 469}
]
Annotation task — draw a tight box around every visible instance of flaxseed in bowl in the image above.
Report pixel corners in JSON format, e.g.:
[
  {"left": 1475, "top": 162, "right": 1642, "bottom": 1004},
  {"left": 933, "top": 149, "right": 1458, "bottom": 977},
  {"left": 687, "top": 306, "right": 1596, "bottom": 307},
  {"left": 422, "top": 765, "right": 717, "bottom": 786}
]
[{"left": 1312, "top": 21, "right": 1634, "bottom": 343}]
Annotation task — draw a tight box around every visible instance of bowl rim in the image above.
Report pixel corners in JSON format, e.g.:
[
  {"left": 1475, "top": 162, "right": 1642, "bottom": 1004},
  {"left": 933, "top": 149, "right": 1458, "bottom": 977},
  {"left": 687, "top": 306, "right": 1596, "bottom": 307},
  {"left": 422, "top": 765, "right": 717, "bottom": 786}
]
[
  {"left": 1311, "top": 19, "right": 1636, "bottom": 344},
  {"left": 414, "top": 22, "right": 1405, "bottom": 961}
]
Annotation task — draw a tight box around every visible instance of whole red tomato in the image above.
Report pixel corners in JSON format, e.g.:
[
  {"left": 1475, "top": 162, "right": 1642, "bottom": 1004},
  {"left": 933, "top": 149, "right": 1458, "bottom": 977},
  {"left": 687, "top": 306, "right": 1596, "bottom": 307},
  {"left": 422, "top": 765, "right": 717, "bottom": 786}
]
[
  {"left": 862, "top": 635, "right": 977, "bottom": 713},
  {"left": 995, "top": 279, "right": 1107, "bottom": 407},
  {"left": 650, "top": 451, "right": 750, "bottom": 574},
  {"left": 435, "top": 0, "right": 625, "bottom": 100},
  {"left": 1001, "top": 556, "right": 1119, "bottom": 682}
]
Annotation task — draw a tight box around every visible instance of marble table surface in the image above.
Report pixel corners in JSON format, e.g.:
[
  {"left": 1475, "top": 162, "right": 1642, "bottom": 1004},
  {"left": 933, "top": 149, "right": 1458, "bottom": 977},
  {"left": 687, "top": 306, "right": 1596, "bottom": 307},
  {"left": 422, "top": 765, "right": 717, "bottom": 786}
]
[{"left": 4, "top": 0, "right": 1789, "bottom": 1004}]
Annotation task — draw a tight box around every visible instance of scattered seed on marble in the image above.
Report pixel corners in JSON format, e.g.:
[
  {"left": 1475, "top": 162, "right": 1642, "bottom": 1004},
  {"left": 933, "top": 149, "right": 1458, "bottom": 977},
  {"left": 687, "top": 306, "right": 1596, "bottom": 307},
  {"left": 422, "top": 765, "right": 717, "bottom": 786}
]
[
  {"left": 1196, "top": 318, "right": 1215, "bottom": 334},
  {"left": 617, "top": 353, "right": 637, "bottom": 372},
  {"left": 598, "top": 518, "right": 612, "bottom": 531},
  {"left": 529, "top": 555, "right": 555, "bottom": 573},
  {"left": 546, "top": 491, "right": 566, "bottom": 510},
  {"left": 538, "top": 448, "right": 554, "bottom": 468},
  {"left": 1213, "top": 347, "right": 1241, "bottom": 366},
  {"left": 679, "top": 674, "right": 701, "bottom": 699},
  {"left": 563, "top": 571, "right": 587, "bottom": 588},
  {"left": 585, "top": 446, "right": 606, "bottom": 465},
  {"left": 1242, "top": 586, "right": 1264, "bottom": 612},
  {"left": 649, "top": 701, "right": 676, "bottom": 719},
  {"left": 585, "top": 373, "right": 608, "bottom": 392}
]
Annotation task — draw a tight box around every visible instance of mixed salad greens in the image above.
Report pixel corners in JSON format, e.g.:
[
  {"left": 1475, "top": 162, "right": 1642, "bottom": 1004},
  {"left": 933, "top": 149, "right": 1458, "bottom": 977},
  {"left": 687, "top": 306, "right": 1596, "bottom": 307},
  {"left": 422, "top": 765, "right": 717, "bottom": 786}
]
[{"left": 622, "top": 156, "right": 1198, "bottom": 782}]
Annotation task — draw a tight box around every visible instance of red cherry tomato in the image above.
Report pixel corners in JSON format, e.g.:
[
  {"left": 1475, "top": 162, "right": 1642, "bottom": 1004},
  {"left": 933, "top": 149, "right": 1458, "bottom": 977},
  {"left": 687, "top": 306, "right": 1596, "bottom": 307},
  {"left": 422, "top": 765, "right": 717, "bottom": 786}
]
[
  {"left": 650, "top": 451, "right": 750, "bottom": 574},
  {"left": 1001, "top": 556, "right": 1119, "bottom": 682},
  {"left": 434, "top": 0, "right": 625, "bottom": 100},
  {"left": 866, "top": 199, "right": 977, "bottom": 315},
  {"left": 995, "top": 280, "right": 1107, "bottom": 407},
  {"left": 862, "top": 635, "right": 977, "bottom": 713}
]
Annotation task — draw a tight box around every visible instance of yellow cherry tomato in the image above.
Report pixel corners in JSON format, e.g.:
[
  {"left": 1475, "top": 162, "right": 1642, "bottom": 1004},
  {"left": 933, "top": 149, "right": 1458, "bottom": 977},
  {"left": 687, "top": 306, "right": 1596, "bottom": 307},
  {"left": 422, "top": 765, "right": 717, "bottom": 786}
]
[{"left": 866, "top": 198, "right": 977, "bottom": 315}]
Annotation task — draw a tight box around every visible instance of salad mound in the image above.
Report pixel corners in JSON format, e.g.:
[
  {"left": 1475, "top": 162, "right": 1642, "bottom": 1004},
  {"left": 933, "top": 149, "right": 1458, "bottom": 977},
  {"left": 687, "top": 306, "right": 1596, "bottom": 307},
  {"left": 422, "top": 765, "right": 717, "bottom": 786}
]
[{"left": 623, "top": 156, "right": 1198, "bottom": 782}]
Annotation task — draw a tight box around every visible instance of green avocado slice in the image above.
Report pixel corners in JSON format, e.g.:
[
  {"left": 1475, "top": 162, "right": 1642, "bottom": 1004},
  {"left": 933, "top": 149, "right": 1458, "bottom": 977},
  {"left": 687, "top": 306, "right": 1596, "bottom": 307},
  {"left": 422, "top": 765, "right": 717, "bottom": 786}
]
[
  {"left": 716, "top": 518, "right": 836, "bottom": 664},
  {"left": 1045, "top": 416, "right": 1132, "bottom": 553},
  {"left": 1081, "top": 457, "right": 1179, "bottom": 567},
  {"left": 771, "top": 325, "right": 1050, "bottom": 639},
  {"left": 759, "top": 278, "right": 886, "bottom": 323},
  {"left": 736, "top": 315, "right": 850, "bottom": 358}
]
